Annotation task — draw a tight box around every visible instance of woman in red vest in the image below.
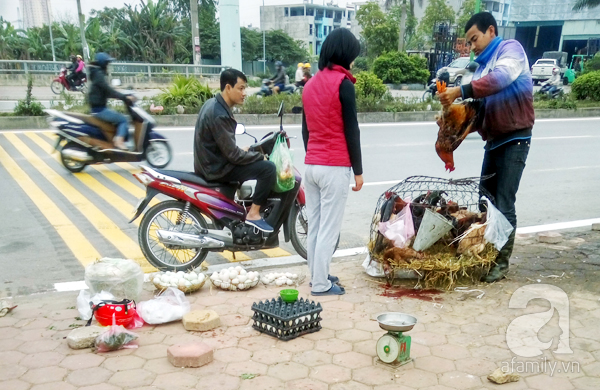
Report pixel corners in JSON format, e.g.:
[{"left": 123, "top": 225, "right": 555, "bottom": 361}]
[{"left": 302, "top": 28, "right": 363, "bottom": 296}]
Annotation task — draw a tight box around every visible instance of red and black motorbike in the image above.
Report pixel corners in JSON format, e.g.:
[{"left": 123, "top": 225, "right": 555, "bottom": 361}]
[
  {"left": 130, "top": 103, "right": 309, "bottom": 271},
  {"left": 51, "top": 67, "right": 87, "bottom": 94}
]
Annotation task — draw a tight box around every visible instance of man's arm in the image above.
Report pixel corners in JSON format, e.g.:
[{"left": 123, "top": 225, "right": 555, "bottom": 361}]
[
  {"left": 302, "top": 110, "right": 309, "bottom": 152},
  {"left": 461, "top": 43, "right": 525, "bottom": 99},
  {"left": 211, "top": 116, "right": 263, "bottom": 165},
  {"left": 95, "top": 72, "right": 128, "bottom": 101}
]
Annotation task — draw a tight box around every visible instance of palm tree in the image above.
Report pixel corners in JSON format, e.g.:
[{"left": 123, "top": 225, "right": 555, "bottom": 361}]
[
  {"left": 573, "top": 0, "right": 600, "bottom": 10},
  {"left": 384, "top": 0, "right": 423, "bottom": 51}
]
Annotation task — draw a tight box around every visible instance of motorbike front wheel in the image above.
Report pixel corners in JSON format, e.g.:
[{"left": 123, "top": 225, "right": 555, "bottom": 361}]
[
  {"left": 51, "top": 81, "right": 64, "bottom": 95},
  {"left": 139, "top": 200, "right": 209, "bottom": 271},
  {"left": 145, "top": 141, "right": 172, "bottom": 168},
  {"left": 60, "top": 142, "right": 88, "bottom": 173},
  {"left": 287, "top": 203, "right": 339, "bottom": 260}
]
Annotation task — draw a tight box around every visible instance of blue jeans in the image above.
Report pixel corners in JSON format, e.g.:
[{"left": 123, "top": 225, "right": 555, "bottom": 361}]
[
  {"left": 480, "top": 139, "right": 530, "bottom": 263},
  {"left": 91, "top": 107, "right": 129, "bottom": 138}
]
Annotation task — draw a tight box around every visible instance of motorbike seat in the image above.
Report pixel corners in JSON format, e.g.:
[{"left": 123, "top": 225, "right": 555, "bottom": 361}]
[
  {"left": 63, "top": 112, "right": 117, "bottom": 140},
  {"left": 154, "top": 169, "right": 239, "bottom": 200}
]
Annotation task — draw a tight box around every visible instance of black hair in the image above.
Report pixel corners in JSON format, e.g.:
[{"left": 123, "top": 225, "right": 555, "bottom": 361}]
[
  {"left": 220, "top": 68, "right": 247, "bottom": 91},
  {"left": 465, "top": 12, "right": 498, "bottom": 36},
  {"left": 318, "top": 28, "right": 361, "bottom": 71}
]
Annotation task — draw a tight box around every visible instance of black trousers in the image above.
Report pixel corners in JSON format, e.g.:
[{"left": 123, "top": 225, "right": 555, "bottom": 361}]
[{"left": 217, "top": 160, "right": 276, "bottom": 206}]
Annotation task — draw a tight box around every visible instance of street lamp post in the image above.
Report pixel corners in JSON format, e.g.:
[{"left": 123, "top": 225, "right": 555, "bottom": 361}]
[
  {"left": 47, "top": 0, "right": 56, "bottom": 62},
  {"left": 76, "top": 0, "right": 89, "bottom": 61},
  {"left": 262, "top": 0, "right": 266, "bottom": 73}
]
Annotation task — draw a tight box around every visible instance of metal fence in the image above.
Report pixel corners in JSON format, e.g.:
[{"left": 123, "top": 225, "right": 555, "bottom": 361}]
[{"left": 0, "top": 60, "right": 227, "bottom": 78}]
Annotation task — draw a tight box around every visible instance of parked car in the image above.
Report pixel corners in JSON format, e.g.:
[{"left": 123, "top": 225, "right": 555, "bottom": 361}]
[
  {"left": 531, "top": 58, "right": 561, "bottom": 85},
  {"left": 436, "top": 57, "right": 471, "bottom": 86}
]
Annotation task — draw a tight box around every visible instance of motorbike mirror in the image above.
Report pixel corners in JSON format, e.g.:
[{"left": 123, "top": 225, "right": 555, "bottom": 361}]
[
  {"left": 111, "top": 79, "right": 122, "bottom": 87},
  {"left": 277, "top": 102, "right": 284, "bottom": 118},
  {"left": 467, "top": 61, "right": 478, "bottom": 73},
  {"left": 235, "top": 123, "right": 246, "bottom": 135}
]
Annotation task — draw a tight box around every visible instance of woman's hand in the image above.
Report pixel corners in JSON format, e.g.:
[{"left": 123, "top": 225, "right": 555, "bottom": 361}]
[{"left": 352, "top": 175, "right": 363, "bottom": 192}]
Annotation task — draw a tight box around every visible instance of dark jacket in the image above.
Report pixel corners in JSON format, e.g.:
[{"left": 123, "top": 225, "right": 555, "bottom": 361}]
[
  {"left": 88, "top": 65, "right": 128, "bottom": 109},
  {"left": 270, "top": 67, "right": 286, "bottom": 85},
  {"left": 194, "top": 94, "right": 263, "bottom": 181}
]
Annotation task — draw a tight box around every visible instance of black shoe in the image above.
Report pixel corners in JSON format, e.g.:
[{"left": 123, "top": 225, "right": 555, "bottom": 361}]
[
  {"left": 481, "top": 265, "right": 508, "bottom": 283},
  {"left": 245, "top": 218, "right": 274, "bottom": 233}
]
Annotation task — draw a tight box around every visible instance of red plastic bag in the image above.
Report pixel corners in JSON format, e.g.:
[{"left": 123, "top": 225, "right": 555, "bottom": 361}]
[
  {"left": 95, "top": 314, "right": 139, "bottom": 352},
  {"left": 378, "top": 201, "right": 415, "bottom": 248}
]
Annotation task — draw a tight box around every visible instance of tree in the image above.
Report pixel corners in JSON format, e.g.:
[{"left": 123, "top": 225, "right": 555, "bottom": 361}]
[
  {"left": 417, "top": 0, "right": 455, "bottom": 40},
  {"left": 0, "top": 17, "right": 25, "bottom": 59},
  {"left": 197, "top": 0, "right": 220, "bottom": 59},
  {"left": 241, "top": 27, "right": 262, "bottom": 61},
  {"left": 264, "top": 30, "right": 309, "bottom": 64},
  {"left": 356, "top": 2, "right": 399, "bottom": 58},
  {"left": 573, "top": 0, "right": 600, "bottom": 10},
  {"left": 384, "top": 0, "right": 423, "bottom": 51},
  {"left": 456, "top": 0, "right": 486, "bottom": 31}
]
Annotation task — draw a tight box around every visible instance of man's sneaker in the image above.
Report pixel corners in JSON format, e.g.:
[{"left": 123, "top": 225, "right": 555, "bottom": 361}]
[{"left": 245, "top": 218, "right": 274, "bottom": 233}]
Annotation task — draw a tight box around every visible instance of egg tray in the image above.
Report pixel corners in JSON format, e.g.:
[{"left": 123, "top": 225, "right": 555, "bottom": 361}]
[
  {"left": 209, "top": 275, "right": 261, "bottom": 291},
  {"left": 251, "top": 297, "right": 323, "bottom": 341},
  {"left": 152, "top": 275, "right": 207, "bottom": 294}
]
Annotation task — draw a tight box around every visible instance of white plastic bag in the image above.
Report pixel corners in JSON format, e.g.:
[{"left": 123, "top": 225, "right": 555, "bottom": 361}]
[
  {"left": 482, "top": 197, "right": 514, "bottom": 250},
  {"left": 137, "top": 287, "right": 190, "bottom": 324},
  {"left": 361, "top": 254, "right": 419, "bottom": 279},
  {"left": 77, "top": 290, "right": 117, "bottom": 320},
  {"left": 85, "top": 258, "right": 144, "bottom": 301},
  {"left": 382, "top": 203, "right": 415, "bottom": 248}
]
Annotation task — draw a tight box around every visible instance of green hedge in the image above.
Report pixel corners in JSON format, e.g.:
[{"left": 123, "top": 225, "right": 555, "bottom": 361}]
[
  {"left": 572, "top": 71, "right": 600, "bottom": 101},
  {"left": 355, "top": 72, "right": 387, "bottom": 99},
  {"left": 372, "top": 51, "right": 430, "bottom": 85}
]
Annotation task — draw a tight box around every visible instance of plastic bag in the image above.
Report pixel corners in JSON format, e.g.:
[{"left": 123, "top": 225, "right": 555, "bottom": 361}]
[
  {"left": 77, "top": 290, "right": 116, "bottom": 321},
  {"left": 136, "top": 287, "right": 191, "bottom": 324},
  {"left": 361, "top": 254, "right": 418, "bottom": 279},
  {"left": 270, "top": 134, "right": 295, "bottom": 192},
  {"left": 481, "top": 197, "right": 514, "bottom": 250},
  {"left": 95, "top": 315, "right": 139, "bottom": 352},
  {"left": 380, "top": 203, "right": 415, "bottom": 248},
  {"left": 85, "top": 258, "right": 144, "bottom": 301}
]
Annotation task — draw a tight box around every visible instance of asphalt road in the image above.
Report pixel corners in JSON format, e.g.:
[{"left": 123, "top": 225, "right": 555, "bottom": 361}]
[{"left": 1, "top": 117, "right": 599, "bottom": 296}]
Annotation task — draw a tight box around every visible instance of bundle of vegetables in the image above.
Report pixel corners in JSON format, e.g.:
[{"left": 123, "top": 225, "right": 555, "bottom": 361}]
[
  {"left": 209, "top": 266, "right": 261, "bottom": 291},
  {"left": 152, "top": 270, "right": 207, "bottom": 293}
]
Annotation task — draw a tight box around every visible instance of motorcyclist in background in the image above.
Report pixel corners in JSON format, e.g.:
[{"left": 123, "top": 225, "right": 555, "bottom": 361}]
[
  {"left": 270, "top": 61, "right": 287, "bottom": 94},
  {"left": 73, "top": 55, "right": 86, "bottom": 86},
  {"left": 88, "top": 52, "right": 136, "bottom": 150},
  {"left": 66, "top": 55, "right": 78, "bottom": 89},
  {"left": 540, "top": 68, "right": 561, "bottom": 97}
]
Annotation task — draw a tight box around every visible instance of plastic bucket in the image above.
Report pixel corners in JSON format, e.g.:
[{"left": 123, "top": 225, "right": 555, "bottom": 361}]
[{"left": 412, "top": 209, "right": 453, "bottom": 251}]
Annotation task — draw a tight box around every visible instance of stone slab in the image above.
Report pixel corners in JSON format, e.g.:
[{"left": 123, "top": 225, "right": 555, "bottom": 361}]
[
  {"left": 182, "top": 310, "right": 220, "bottom": 332},
  {"left": 67, "top": 326, "right": 105, "bottom": 349},
  {"left": 167, "top": 342, "right": 213, "bottom": 368}
]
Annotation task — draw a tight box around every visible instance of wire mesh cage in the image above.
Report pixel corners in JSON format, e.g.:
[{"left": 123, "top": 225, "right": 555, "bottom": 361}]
[{"left": 367, "top": 176, "right": 497, "bottom": 288}]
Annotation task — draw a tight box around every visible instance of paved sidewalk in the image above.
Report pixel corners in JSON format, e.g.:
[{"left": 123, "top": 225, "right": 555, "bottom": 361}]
[{"left": 1, "top": 229, "right": 599, "bottom": 390}]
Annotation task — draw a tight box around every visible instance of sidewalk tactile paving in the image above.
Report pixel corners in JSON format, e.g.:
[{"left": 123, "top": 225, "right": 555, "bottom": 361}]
[
  {"left": 66, "top": 367, "right": 113, "bottom": 387},
  {"left": 315, "top": 339, "right": 353, "bottom": 354},
  {"left": 152, "top": 372, "right": 198, "bottom": 389},
  {"left": 238, "top": 375, "right": 282, "bottom": 390},
  {"left": 332, "top": 351, "right": 373, "bottom": 369},
  {"left": 107, "top": 368, "right": 155, "bottom": 388},
  {"left": 213, "top": 347, "right": 252, "bottom": 363},
  {"left": 21, "top": 366, "right": 67, "bottom": 384},
  {"left": 0, "top": 379, "right": 31, "bottom": 390},
  {"left": 438, "top": 370, "right": 482, "bottom": 389},
  {"left": 285, "top": 377, "right": 328, "bottom": 390},
  {"left": 0, "top": 363, "right": 27, "bottom": 380},
  {"left": 195, "top": 373, "right": 240, "bottom": 390},
  {"left": 224, "top": 360, "right": 268, "bottom": 377},
  {"left": 292, "top": 350, "right": 332, "bottom": 367},
  {"left": 102, "top": 355, "right": 146, "bottom": 372}
]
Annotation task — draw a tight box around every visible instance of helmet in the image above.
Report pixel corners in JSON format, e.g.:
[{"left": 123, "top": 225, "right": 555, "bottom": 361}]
[
  {"left": 77, "top": 55, "right": 82, "bottom": 60},
  {"left": 70, "top": 55, "right": 76, "bottom": 61},
  {"left": 303, "top": 63, "right": 311, "bottom": 69},
  {"left": 298, "top": 62, "right": 303, "bottom": 67},
  {"left": 92, "top": 299, "right": 136, "bottom": 327},
  {"left": 275, "top": 61, "right": 283, "bottom": 67},
  {"left": 95, "top": 52, "right": 115, "bottom": 68},
  {"left": 552, "top": 68, "right": 559, "bottom": 74}
]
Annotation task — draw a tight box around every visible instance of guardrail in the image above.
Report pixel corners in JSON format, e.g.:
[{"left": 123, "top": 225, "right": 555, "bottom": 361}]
[{"left": 0, "top": 60, "right": 227, "bottom": 78}]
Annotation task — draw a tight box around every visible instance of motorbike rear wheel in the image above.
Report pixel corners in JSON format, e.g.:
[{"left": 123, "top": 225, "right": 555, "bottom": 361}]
[
  {"left": 139, "top": 200, "right": 209, "bottom": 271},
  {"left": 51, "top": 81, "right": 64, "bottom": 95},
  {"left": 60, "top": 142, "right": 88, "bottom": 173},
  {"left": 287, "top": 203, "right": 339, "bottom": 260}
]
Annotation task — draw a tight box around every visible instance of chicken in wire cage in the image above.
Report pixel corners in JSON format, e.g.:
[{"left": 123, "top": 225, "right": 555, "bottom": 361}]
[{"left": 366, "top": 176, "right": 513, "bottom": 288}]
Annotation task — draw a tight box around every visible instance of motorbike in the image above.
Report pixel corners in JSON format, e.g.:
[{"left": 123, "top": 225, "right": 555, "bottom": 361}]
[
  {"left": 255, "top": 79, "right": 296, "bottom": 96},
  {"left": 51, "top": 67, "right": 87, "bottom": 94},
  {"left": 129, "top": 102, "right": 309, "bottom": 271},
  {"left": 539, "top": 84, "right": 563, "bottom": 99},
  {"left": 46, "top": 93, "right": 171, "bottom": 173},
  {"left": 422, "top": 70, "right": 450, "bottom": 102}
]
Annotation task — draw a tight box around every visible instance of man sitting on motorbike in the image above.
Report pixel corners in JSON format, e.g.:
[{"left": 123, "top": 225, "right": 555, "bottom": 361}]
[
  {"left": 73, "top": 54, "right": 86, "bottom": 85},
  {"left": 66, "top": 55, "right": 78, "bottom": 89},
  {"left": 270, "top": 61, "right": 287, "bottom": 94},
  {"left": 194, "top": 68, "right": 277, "bottom": 233},
  {"left": 540, "top": 68, "right": 561, "bottom": 96},
  {"left": 88, "top": 52, "right": 136, "bottom": 150}
]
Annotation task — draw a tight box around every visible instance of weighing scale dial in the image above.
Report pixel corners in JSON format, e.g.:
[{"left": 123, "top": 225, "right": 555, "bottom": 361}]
[{"left": 376, "top": 333, "right": 402, "bottom": 363}]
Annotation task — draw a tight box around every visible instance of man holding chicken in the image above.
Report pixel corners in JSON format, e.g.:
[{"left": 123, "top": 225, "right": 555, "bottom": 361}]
[{"left": 439, "top": 12, "right": 534, "bottom": 283}]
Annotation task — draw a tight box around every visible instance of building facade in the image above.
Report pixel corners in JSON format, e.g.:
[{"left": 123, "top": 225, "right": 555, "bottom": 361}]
[
  {"left": 260, "top": 1, "right": 360, "bottom": 56},
  {"left": 19, "top": 0, "right": 52, "bottom": 29}
]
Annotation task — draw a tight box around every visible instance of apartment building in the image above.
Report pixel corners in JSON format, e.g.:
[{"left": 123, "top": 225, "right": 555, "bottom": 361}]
[{"left": 19, "top": 0, "right": 52, "bottom": 29}]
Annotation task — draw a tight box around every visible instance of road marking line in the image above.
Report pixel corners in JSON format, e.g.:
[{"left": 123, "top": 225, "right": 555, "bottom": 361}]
[
  {"left": 260, "top": 248, "right": 293, "bottom": 258},
  {"left": 0, "top": 142, "right": 101, "bottom": 266},
  {"left": 516, "top": 218, "right": 600, "bottom": 234},
  {"left": 4, "top": 133, "right": 151, "bottom": 270},
  {"left": 530, "top": 165, "right": 600, "bottom": 173},
  {"left": 221, "top": 250, "right": 252, "bottom": 262}
]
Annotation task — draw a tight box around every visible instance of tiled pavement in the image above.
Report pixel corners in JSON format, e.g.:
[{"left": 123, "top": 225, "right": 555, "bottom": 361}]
[{"left": 1, "top": 229, "right": 599, "bottom": 390}]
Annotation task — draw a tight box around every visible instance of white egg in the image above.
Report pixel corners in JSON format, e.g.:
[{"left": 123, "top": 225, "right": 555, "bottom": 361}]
[
  {"left": 184, "top": 280, "right": 192, "bottom": 287},
  {"left": 210, "top": 272, "right": 219, "bottom": 280},
  {"left": 239, "top": 269, "right": 247, "bottom": 276},
  {"left": 192, "top": 279, "right": 202, "bottom": 286},
  {"left": 237, "top": 275, "right": 247, "bottom": 283},
  {"left": 153, "top": 277, "right": 161, "bottom": 284},
  {"left": 178, "top": 279, "right": 187, "bottom": 287},
  {"left": 231, "top": 278, "right": 240, "bottom": 285},
  {"left": 275, "top": 279, "right": 284, "bottom": 286},
  {"left": 291, "top": 273, "right": 298, "bottom": 279},
  {"left": 177, "top": 271, "right": 185, "bottom": 276},
  {"left": 213, "top": 279, "right": 222, "bottom": 287},
  {"left": 221, "top": 281, "right": 231, "bottom": 289},
  {"left": 197, "top": 274, "right": 205, "bottom": 282},
  {"left": 235, "top": 266, "right": 243, "bottom": 272},
  {"left": 165, "top": 271, "right": 173, "bottom": 276},
  {"left": 285, "top": 272, "right": 293, "bottom": 278},
  {"left": 229, "top": 271, "right": 238, "bottom": 280},
  {"left": 286, "top": 279, "right": 294, "bottom": 286}
]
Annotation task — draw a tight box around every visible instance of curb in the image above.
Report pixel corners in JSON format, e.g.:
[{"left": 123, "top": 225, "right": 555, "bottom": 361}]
[{"left": 2, "top": 108, "right": 600, "bottom": 130}]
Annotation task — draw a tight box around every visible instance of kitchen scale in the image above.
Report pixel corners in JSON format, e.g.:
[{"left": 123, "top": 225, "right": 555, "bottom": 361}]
[{"left": 375, "top": 312, "right": 417, "bottom": 367}]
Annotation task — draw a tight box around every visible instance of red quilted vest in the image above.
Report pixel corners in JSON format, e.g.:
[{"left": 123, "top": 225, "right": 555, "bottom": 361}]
[{"left": 302, "top": 65, "right": 356, "bottom": 167}]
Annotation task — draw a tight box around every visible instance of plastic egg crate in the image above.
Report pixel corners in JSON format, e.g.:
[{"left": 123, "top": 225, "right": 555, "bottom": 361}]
[
  {"left": 251, "top": 297, "right": 323, "bottom": 341},
  {"left": 152, "top": 270, "right": 207, "bottom": 293},
  {"left": 261, "top": 271, "right": 305, "bottom": 287},
  {"left": 209, "top": 266, "right": 261, "bottom": 291}
]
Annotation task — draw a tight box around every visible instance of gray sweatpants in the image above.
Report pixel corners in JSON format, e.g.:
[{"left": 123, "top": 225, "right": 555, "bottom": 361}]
[{"left": 305, "top": 165, "right": 351, "bottom": 292}]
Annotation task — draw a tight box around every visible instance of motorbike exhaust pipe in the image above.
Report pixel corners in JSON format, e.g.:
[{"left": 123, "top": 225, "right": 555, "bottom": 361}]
[
  {"left": 61, "top": 148, "right": 93, "bottom": 162},
  {"left": 156, "top": 230, "right": 225, "bottom": 249}
]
